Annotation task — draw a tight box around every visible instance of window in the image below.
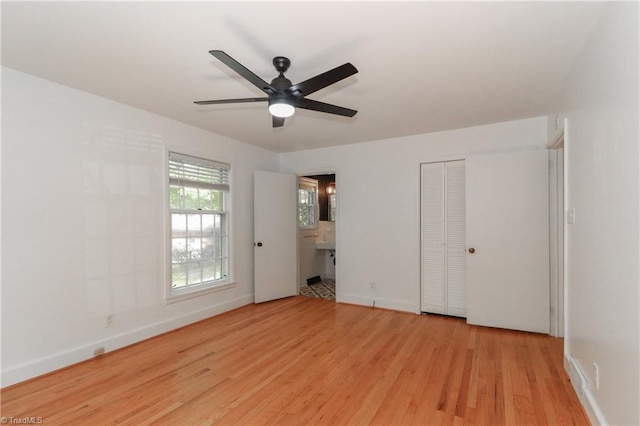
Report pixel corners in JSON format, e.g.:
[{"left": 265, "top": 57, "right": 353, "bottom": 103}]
[
  {"left": 168, "top": 152, "right": 230, "bottom": 298},
  {"left": 298, "top": 177, "right": 318, "bottom": 229}
]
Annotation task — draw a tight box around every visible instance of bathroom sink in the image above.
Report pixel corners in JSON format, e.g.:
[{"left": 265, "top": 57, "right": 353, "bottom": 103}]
[{"left": 316, "top": 241, "right": 336, "bottom": 250}]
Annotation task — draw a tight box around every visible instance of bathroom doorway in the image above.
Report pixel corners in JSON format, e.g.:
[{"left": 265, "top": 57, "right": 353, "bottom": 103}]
[{"left": 297, "top": 173, "right": 336, "bottom": 301}]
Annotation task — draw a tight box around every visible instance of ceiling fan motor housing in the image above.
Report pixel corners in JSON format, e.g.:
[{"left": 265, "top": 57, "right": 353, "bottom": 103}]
[
  {"left": 273, "top": 56, "right": 291, "bottom": 73},
  {"left": 270, "top": 76, "right": 293, "bottom": 91},
  {"left": 270, "top": 57, "right": 295, "bottom": 95}
]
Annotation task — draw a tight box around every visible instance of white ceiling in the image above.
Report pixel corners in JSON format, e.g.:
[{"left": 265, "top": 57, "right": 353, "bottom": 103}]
[{"left": 1, "top": 1, "right": 605, "bottom": 152}]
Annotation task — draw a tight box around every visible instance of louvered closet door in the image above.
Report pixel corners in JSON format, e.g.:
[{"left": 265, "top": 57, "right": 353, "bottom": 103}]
[
  {"left": 421, "top": 163, "right": 445, "bottom": 314},
  {"left": 421, "top": 161, "right": 466, "bottom": 317},
  {"left": 445, "top": 161, "right": 466, "bottom": 317}
]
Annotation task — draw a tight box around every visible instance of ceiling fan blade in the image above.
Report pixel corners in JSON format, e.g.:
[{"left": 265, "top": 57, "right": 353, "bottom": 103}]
[
  {"left": 288, "top": 63, "right": 358, "bottom": 97},
  {"left": 209, "top": 50, "right": 277, "bottom": 94},
  {"left": 194, "top": 97, "right": 268, "bottom": 105},
  {"left": 272, "top": 116, "right": 285, "bottom": 128},
  {"left": 294, "top": 98, "right": 357, "bottom": 117}
]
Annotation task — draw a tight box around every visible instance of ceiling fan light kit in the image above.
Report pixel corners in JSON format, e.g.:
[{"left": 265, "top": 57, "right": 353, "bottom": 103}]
[
  {"left": 194, "top": 50, "right": 358, "bottom": 128},
  {"left": 268, "top": 98, "right": 295, "bottom": 118}
]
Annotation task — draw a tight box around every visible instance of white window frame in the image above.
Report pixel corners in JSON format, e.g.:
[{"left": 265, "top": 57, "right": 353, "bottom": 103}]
[
  {"left": 298, "top": 177, "right": 319, "bottom": 230},
  {"left": 166, "top": 151, "right": 234, "bottom": 302}
]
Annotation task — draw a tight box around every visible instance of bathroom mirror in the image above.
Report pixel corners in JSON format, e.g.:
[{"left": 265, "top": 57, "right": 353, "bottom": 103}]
[{"left": 302, "top": 174, "right": 336, "bottom": 222}]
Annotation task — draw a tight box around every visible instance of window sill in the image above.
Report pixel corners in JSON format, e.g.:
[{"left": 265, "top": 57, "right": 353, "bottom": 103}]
[{"left": 165, "top": 281, "right": 236, "bottom": 304}]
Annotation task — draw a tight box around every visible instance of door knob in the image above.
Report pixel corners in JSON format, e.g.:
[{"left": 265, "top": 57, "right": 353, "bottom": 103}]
[
  {"left": 468, "top": 247, "right": 475, "bottom": 254},
  {"left": 256, "top": 242, "right": 263, "bottom": 247}
]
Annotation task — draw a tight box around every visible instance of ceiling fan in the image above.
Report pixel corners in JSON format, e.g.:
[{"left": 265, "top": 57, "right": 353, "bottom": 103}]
[{"left": 194, "top": 50, "right": 358, "bottom": 128}]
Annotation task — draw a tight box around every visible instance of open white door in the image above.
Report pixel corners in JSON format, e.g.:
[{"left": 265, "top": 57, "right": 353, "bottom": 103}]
[
  {"left": 466, "top": 150, "right": 549, "bottom": 333},
  {"left": 254, "top": 170, "right": 297, "bottom": 303}
]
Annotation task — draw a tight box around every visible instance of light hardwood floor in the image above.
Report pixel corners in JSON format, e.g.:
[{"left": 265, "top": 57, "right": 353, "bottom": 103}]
[{"left": 1, "top": 296, "right": 589, "bottom": 425}]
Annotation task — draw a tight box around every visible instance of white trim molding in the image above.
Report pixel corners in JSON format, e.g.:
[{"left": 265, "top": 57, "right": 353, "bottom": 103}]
[
  {"left": 338, "top": 292, "right": 418, "bottom": 314},
  {"left": 565, "top": 354, "right": 608, "bottom": 425}
]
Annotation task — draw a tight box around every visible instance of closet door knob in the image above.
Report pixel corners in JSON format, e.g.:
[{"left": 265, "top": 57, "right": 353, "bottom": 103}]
[{"left": 468, "top": 247, "right": 475, "bottom": 254}]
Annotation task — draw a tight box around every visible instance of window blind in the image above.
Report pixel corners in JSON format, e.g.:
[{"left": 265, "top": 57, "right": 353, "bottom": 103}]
[{"left": 169, "top": 152, "right": 230, "bottom": 191}]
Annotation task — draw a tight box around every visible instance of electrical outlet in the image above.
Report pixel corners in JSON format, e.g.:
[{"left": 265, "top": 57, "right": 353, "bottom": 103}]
[
  {"left": 370, "top": 282, "right": 376, "bottom": 290},
  {"left": 593, "top": 362, "right": 599, "bottom": 389},
  {"left": 94, "top": 347, "right": 105, "bottom": 357},
  {"left": 104, "top": 314, "right": 115, "bottom": 328}
]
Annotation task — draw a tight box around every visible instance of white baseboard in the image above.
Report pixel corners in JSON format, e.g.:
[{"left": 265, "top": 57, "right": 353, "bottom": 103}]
[
  {"left": 1, "top": 295, "right": 253, "bottom": 387},
  {"left": 337, "top": 292, "right": 418, "bottom": 314},
  {"left": 564, "top": 354, "right": 608, "bottom": 425}
]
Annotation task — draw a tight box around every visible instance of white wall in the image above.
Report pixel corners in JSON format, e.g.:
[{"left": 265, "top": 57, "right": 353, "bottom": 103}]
[
  {"left": 280, "top": 117, "right": 548, "bottom": 312},
  {"left": 560, "top": 3, "right": 639, "bottom": 425},
  {"left": 1, "top": 67, "right": 279, "bottom": 386}
]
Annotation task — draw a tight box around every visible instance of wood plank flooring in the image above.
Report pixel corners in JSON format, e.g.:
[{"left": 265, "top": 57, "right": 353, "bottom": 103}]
[{"left": 1, "top": 296, "right": 589, "bottom": 425}]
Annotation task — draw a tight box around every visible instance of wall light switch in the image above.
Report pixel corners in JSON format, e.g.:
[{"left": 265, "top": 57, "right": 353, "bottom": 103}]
[{"left": 567, "top": 207, "right": 576, "bottom": 225}]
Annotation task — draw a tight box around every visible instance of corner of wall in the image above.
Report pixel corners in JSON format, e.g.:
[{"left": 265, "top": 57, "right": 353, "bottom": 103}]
[{"left": 546, "top": 115, "right": 565, "bottom": 148}]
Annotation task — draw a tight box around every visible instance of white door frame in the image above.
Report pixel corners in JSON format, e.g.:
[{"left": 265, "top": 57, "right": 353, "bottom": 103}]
[
  {"left": 547, "top": 125, "right": 566, "bottom": 337},
  {"left": 295, "top": 169, "right": 339, "bottom": 299}
]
